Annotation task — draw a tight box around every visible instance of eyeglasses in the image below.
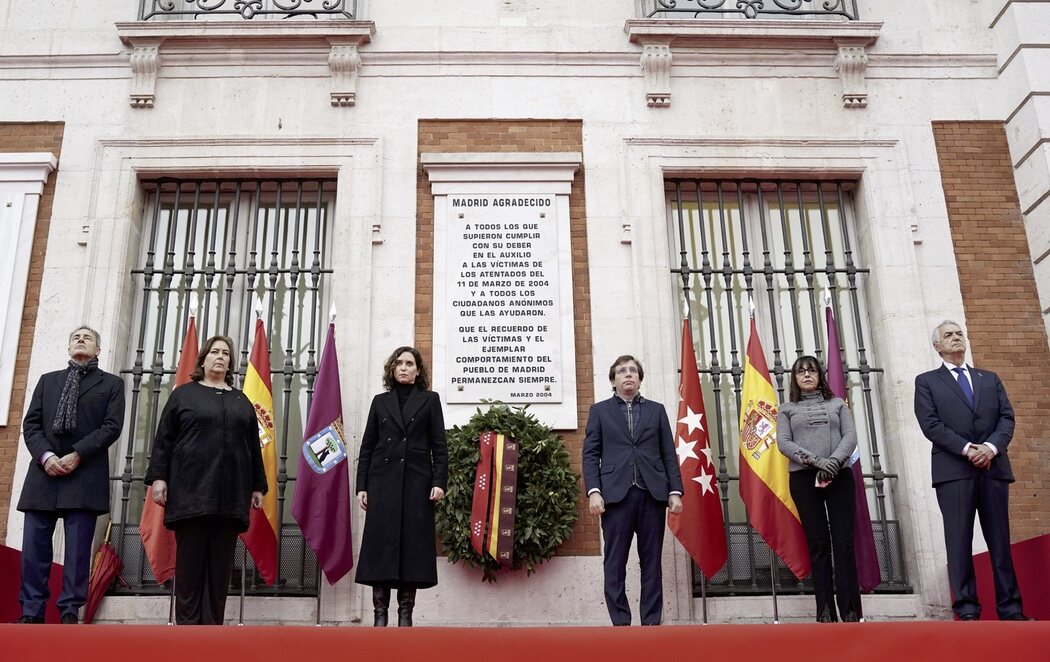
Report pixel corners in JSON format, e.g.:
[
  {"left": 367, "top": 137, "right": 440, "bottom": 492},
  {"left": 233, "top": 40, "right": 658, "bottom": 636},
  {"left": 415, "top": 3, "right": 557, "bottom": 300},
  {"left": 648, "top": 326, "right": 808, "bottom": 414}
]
[
  {"left": 794, "top": 367, "right": 820, "bottom": 375},
  {"left": 615, "top": 366, "right": 639, "bottom": 375}
]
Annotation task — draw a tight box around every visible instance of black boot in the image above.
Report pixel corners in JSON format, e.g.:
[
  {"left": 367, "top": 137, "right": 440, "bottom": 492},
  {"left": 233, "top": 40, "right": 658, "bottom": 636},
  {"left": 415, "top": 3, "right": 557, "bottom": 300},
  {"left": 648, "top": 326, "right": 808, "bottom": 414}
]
[
  {"left": 372, "top": 587, "right": 390, "bottom": 627},
  {"left": 397, "top": 588, "right": 416, "bottom": 627}
]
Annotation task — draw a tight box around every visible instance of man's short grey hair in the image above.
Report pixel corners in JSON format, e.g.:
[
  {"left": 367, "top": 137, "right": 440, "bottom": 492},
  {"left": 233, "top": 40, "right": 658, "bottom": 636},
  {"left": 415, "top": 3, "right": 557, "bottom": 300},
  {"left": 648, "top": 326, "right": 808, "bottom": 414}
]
[
  {"left": 930, "top": 320, "right": 961, "bottom": 346},
  {"left": 69, "top": 326, "right": 101, "bottom": 346}
]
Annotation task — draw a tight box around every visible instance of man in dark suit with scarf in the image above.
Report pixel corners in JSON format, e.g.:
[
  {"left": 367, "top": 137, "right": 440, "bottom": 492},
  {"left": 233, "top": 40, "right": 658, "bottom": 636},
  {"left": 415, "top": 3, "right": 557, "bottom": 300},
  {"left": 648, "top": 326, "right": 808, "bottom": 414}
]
[
  {"left": 16, "top": 326, "right": 125, "bottom": 624},
  {"left": 914, "top": 320, "right": 1031, "bottom": 621},
  {"left": 583, "top": 355, "right": 683, "bottom": 626}
]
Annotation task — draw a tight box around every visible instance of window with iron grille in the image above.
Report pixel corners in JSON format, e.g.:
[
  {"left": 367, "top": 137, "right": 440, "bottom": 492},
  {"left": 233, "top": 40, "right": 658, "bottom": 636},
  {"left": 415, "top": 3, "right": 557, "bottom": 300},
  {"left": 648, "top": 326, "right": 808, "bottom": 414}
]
[
  {"left": 667, "top": 178, "right": 910, "bottom": 596},
  {"left": 112, "top": 177, "right": 335, "bottom": 596}
]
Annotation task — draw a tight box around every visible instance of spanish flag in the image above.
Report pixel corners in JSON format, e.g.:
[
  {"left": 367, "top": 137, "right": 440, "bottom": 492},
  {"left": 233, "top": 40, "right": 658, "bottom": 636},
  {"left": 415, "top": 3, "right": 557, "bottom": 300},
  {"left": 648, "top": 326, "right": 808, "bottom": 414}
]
[
  {"left": 738, "top": 315, "right": 811, "bottom": 580},
  {"left": 241, "top": 318, "right": 279, "bottom": 585}
]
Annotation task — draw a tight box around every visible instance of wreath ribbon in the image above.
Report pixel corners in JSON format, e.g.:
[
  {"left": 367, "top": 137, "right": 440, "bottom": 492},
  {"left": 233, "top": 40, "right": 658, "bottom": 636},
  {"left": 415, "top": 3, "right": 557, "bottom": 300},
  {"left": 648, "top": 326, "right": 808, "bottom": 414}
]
[{"left": 470, "top": 431, "right": 519, "bottom": 567}]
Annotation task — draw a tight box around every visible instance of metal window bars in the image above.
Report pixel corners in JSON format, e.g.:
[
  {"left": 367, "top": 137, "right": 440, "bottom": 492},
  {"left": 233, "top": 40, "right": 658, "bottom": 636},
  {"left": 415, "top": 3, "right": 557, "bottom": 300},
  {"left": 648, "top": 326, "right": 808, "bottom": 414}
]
[
  {"left": 643, "top": 0, "right": 859, "bottom": 21},
  {"left": 113, "top": 177, "right": 335, "bottom": 596},
  {"left": 139, "top": 0, "right": 357, "bottom": 21},
  {"left": 667, "top": 178, "right": 908, "bottom": 595}
]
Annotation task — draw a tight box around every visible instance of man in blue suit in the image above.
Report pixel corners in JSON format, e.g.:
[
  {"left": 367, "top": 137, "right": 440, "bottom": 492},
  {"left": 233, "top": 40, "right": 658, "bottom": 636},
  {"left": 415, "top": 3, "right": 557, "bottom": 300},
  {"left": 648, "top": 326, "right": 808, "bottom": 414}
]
[
  {"left": 583, "top": 355, "right": 683, "bottom": 626},
  {"left": 16, "top": 326, "right": 125, "bottom": 624},
  {"left": 914, "top": 321, "right": 1031, "bottom": 621}
]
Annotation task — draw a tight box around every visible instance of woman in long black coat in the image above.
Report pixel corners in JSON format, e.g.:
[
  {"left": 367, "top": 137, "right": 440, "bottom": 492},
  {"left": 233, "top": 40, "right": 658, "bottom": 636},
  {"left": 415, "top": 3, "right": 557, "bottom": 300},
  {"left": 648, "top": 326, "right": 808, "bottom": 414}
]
[
  {"left": 355, "top": 346, "right": 448, "bottom": 627},
  {"left": 145, "top": 335, "right": 267, "bottom": 625}
]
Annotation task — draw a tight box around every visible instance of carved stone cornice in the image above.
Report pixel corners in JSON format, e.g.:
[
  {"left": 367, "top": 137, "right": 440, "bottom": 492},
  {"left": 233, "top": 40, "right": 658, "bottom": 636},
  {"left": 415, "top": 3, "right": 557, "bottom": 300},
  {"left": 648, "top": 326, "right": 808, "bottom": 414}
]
[
  {"left": 128, "top": 39, "right": 162, "bottom": 108},
  {"left": 328, "top": 40, "right": 363, "bottom": 107},
  {"left": 625, "top": 19, "right": 881, "bottom": 109},
  {"left": 116, "top": 20, "right": 375, "bottom": 108},
  {"left": 640, "top": 42, "right": 673, "bottom": 108},
  {"left": 834, "top": 39, "right": 870, "bottom": 109}
]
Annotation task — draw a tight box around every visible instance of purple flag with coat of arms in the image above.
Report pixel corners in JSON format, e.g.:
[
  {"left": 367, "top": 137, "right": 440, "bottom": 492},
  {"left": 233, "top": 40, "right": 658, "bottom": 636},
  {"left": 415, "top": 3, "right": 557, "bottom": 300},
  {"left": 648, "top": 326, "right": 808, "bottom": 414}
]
[{"left": 292, "top": 322, "right": 354, "bottom": 585}]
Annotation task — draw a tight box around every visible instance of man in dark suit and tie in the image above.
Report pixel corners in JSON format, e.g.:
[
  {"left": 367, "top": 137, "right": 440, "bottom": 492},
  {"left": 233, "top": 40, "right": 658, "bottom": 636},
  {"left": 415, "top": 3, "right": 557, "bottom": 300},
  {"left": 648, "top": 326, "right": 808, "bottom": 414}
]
[
  {"left": 583, "top": 355, "right": 683, "bottom": 626},
  {"left": 913, "top": 320, "right": 1031, "bottom": 621},
  {"left": 15, "top": 326, "right": 125, "bottom": 624}
]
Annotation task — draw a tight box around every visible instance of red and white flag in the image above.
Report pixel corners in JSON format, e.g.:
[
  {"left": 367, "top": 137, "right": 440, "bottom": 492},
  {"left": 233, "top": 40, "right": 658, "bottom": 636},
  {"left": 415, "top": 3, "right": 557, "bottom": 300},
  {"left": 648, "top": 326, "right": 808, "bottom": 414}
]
[
  {"left": 140, "top": 315, "right": 197, "bottom": 584},
  {"left": 668, "top": 319, "right": 728, "bottom": 578}
]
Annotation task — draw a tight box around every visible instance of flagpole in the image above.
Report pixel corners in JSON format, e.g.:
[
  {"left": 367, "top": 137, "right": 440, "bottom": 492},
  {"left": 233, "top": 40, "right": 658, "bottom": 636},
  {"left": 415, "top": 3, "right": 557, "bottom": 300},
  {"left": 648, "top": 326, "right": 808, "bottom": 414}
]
[
  {"left": 769, "top": 549, "right": 781, "bottom": 624},
  {"left": 749, "top": 300, "right": 783, "bottom": 624},
  {"left": 700, "top": 572, "right": 708, "bottom": 625},
  {"left": 314, "top": 566, "right": 322, "bottom": 626},
  {"left": 167, "top": 580, "right": 175, "bottom": 625},
  {"left": 238, "top": 547, "right": 247, "bottom": 625},
  {"left": 241, "top": 309, "right": 259, "bottom": 627},
  {"left": 313, "top": 304, "right": 337, "bottom": 627}
]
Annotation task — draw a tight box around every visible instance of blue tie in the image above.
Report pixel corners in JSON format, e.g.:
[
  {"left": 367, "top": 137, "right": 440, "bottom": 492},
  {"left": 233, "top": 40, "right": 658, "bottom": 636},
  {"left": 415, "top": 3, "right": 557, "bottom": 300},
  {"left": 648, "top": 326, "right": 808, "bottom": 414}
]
[{"left": 953, "top": 367, "right": 974, "bottom": 407}]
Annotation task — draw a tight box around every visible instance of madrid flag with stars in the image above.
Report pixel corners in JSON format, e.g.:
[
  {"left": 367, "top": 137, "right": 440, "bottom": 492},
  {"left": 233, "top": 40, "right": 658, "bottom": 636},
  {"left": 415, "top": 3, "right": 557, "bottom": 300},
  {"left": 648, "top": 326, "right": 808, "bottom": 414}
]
[{"left": 668, "top": 319, "right": 727, "bottom": 578}]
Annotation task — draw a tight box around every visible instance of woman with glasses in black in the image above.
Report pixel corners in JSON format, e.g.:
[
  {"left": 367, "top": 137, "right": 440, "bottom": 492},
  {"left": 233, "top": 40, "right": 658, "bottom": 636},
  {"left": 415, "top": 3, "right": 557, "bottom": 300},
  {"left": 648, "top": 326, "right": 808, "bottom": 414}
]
[{"left": 776, "top": 355, "right": 862, "bottom": 623}]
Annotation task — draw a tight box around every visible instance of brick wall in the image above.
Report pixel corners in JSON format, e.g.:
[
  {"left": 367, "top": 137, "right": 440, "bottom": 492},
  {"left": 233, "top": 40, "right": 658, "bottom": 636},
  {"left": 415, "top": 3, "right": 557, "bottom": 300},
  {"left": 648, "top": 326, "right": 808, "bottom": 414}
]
[
  {"left": 0, "top": 122, "right": 64, "bottom": 542},
  {"left": 416, "top": 119, "right": 598, "bottom": 555},
  {"left": 932, "top": 120, "right": 1050, "bottom": 541}
]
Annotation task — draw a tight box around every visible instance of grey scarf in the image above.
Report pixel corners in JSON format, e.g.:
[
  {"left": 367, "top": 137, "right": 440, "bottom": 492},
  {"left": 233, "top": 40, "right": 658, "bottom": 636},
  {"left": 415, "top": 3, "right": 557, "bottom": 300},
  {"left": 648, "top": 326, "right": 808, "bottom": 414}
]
[{"left": 53, "top": 357, "right": 99, "bottom": 434}]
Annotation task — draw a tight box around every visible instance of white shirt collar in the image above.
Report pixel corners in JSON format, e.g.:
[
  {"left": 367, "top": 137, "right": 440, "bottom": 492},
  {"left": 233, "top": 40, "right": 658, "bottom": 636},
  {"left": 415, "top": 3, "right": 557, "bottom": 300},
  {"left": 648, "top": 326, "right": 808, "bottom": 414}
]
[{"left": 942, "top": 360, "right": 969, "bottom": 375}]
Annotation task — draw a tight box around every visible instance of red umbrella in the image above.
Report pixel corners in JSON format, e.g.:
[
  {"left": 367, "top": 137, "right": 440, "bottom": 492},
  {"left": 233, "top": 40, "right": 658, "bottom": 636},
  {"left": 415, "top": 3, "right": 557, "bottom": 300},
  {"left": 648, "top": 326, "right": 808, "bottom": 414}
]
[{"left": 83, "top": 521, "right": 125, "bottom": 624}]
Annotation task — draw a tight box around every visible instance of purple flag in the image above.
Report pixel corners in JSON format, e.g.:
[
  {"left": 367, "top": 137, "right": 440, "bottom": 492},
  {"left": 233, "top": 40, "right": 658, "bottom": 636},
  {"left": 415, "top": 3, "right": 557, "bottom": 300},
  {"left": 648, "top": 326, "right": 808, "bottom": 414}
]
[
  {"left": 825, "top": 303, "right": 882, "bottom": 593},
  {"left": 292, "top": 323, "right": 354, "bottom": 585}
]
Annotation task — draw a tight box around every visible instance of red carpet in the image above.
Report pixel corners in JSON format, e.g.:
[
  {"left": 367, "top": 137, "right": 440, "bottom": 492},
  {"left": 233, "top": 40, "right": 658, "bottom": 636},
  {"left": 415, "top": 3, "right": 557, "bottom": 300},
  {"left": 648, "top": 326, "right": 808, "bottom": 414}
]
[
  {"left": 2, "top": 622, "right": 1048, "bottom": 662},
  {"left": 0, "top": 544, "right": 64, "bottom": 623},
  {"left": 972, "top": 533, "right": 1050, "bottom": 620}
]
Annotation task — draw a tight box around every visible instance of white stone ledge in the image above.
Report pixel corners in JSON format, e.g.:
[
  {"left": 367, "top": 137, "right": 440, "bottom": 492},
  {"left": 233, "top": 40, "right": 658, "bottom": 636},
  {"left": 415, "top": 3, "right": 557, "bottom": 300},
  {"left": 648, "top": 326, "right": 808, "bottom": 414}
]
[
  {"left": 625, "top": 19, "right": 882, "bottom": 49},
  {"left": 115, "top": 20, "right": 375, "bottom": 108},
  {"left": 625, "top": 18, "right": 881, "bottom": 109}
]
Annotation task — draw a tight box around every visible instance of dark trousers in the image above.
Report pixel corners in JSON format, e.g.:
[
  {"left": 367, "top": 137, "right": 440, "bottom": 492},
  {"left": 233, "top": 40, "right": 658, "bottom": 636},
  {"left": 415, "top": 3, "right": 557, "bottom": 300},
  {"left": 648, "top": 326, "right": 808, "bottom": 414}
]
[
  {"left": 20, "top": 509, "right": 97, "bottom": 619},
  {"left": 173, "top": 516, "right": 240, "bottom": 625},
  {"left": 935, "top": 476, "right": 1023, "bottom": 619},
  {"left": 789, "top": 469, "right": 862, "bottom": 621},
  {"left": 600, "top": 486, "right": 666, "bottom": 626}
]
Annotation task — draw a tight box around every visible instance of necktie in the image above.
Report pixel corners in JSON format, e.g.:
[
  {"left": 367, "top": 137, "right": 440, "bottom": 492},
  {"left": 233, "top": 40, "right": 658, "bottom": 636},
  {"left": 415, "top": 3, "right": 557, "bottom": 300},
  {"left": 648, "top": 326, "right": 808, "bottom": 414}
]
[{"left": 953, "top": 367, "right": 974, "bottom": 407}]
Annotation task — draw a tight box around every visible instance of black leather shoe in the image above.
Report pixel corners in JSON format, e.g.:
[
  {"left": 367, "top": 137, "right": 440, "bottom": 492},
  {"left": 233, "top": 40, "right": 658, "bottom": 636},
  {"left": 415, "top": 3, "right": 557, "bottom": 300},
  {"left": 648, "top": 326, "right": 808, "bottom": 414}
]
[
  {"left": 1003, "top": 613, "right": 1035, "bottom": 621},
  {"left": 817, "top": 606, "right": 836, "bottom": 623},
  {"left": 15, "top": 615, "right": 45, "bottom": 624},
  {"left": 60, "top": 613, "right": 78, "bottom": 624},
  {"left": 959, "top": 614, "right": 979, "bottom": 621}
]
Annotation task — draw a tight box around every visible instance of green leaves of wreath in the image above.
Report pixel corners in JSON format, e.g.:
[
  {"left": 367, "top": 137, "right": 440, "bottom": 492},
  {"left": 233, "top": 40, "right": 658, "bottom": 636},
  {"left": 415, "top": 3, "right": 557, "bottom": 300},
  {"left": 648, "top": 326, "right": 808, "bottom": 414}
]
[{"left": 436, "top": 403, "right": 580, "bottom": 582}]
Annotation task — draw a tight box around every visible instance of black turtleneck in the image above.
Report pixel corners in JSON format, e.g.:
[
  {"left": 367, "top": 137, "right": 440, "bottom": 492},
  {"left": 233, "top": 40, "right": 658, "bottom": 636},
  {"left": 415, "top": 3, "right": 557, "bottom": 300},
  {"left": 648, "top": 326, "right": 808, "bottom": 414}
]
[{"left": 393, "top": 381, "right": 416, "bottom": 412}]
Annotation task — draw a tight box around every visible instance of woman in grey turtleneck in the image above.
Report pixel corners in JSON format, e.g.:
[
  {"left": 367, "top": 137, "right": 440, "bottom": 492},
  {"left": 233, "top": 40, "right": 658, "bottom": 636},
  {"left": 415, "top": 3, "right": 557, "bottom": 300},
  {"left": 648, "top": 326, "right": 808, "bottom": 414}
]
[{"left": 777, "top": 355, "right": 862, "bottom": 623}]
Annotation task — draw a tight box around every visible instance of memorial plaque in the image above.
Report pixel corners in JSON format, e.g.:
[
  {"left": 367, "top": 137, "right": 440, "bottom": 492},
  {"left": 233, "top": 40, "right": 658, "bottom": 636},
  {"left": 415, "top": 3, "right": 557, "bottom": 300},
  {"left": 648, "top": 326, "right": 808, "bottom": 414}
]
[{"left": 444, "top": 194, "right": 562, "bottom": 403}]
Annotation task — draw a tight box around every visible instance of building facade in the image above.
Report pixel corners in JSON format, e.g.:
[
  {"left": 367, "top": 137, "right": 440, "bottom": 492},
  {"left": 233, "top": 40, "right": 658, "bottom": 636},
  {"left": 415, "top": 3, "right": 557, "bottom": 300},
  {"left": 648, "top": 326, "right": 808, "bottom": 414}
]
[{"left": 1, "top": 0, "right": 1048, "bottom": 624}]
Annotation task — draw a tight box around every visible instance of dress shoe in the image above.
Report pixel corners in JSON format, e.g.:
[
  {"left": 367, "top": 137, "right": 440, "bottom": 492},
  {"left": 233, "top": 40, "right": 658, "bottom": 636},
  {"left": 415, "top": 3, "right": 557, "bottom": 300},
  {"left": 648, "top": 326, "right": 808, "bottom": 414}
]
[
  {"left": 15, "top": 615, "right": 45, "bottom": 624},
  {"left": 1003, "top": 613, "right": 1035, "bottom": 621},
  {"left": 842, "top": 611, "right": 861, "bottom": 623},
  {"left": 60, "top": 613, "right": 78, "bottom": 624},
  {"left": 958, "top": 614, "right": 979, "bottom": 621}
]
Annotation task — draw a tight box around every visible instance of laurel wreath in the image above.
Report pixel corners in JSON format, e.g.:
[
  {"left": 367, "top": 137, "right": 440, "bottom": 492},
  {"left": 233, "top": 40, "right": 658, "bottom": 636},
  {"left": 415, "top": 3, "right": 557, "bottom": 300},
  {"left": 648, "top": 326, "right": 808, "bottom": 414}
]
[{"left": 436, "top": 403, "right": 580, "bottom": 582}]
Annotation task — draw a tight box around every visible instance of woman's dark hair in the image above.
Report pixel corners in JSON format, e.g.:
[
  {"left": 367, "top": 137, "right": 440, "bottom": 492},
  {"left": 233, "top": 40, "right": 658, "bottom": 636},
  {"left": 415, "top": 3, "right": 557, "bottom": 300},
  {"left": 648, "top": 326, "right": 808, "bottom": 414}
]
[
  {"left": 382, "top": 346, "right": 429, "bottom": 391},
  {"left": 788, "top": 355, "right": 833, "bottom": 403},
  {"left": 191, "top": 335, "right": 237, "bottom": 387}
]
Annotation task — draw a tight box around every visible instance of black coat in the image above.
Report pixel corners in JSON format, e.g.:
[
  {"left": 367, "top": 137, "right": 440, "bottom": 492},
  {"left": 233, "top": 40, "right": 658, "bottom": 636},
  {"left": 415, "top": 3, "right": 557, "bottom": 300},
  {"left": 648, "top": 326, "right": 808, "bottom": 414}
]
[
  {"left": 18, "top": 367, "right": 125, "bottom": 514},
  {"left": 354, "top": 388, "right": 448, "bottom": 588},
  {"left": 145, "top": 381, "right": 267, "bottom": 532}
]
